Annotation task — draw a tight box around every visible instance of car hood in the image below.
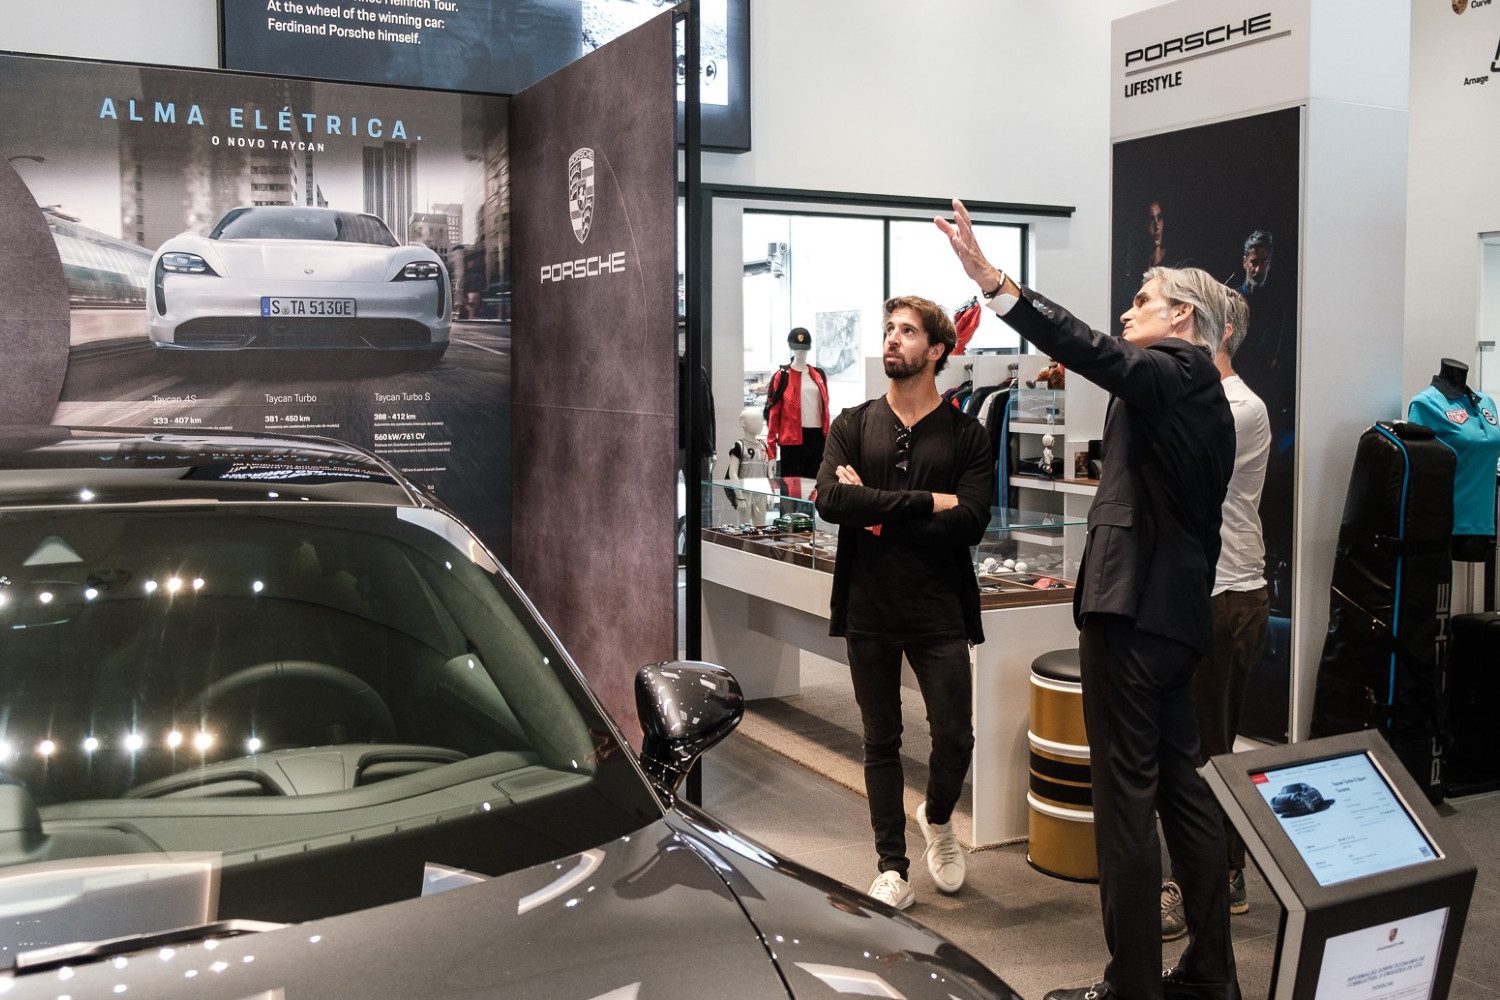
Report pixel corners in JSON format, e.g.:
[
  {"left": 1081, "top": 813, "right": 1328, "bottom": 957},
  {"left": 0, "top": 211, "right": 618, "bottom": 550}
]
[
  {"left": 0, "top": 812, "right": 1021, "bottom": 1000},
  {"left": 667, "top": 808, "right": 1023, "bottom": 1000},
  {"left": 166, "top": 238, "right": 434, "bottom": 282},
  {"left": 0, "top": 819, "right": 788, "bottom": 1000}
]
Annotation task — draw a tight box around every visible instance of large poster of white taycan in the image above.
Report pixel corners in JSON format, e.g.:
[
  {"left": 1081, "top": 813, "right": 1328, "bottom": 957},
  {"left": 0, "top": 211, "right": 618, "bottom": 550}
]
[{"left": 0, "top": 52, "right": 513, "bottom": 555}]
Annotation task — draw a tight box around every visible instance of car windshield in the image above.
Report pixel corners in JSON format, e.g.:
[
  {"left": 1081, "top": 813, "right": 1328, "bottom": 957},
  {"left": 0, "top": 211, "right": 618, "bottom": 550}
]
[
  {"left": 209, "top": 208, "right": 399, "bottom": 247},
  {"left": 0, "top": 503, "right": 659, "bottom": 954}
]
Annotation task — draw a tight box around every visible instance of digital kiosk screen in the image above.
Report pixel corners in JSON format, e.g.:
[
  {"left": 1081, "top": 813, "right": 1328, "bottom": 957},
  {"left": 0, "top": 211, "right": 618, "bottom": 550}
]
[{"left": 1252, "top": 753, "right": 1439, "bottom": 887}]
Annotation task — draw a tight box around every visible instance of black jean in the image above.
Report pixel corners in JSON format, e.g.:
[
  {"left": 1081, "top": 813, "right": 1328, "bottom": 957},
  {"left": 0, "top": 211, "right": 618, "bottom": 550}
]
[
  {"left": 846, "top": 636, "right": 974, "bottom": 878},
  {"left": 1080, "top": 614, "right": 1236, "bottom": 1000}
]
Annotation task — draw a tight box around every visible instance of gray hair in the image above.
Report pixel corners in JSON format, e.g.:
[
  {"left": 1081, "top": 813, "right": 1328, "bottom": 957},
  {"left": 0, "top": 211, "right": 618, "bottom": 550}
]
[
  {"left": 1222, "top": 286, "right": 1249, "bottom": 357},
  {"left": 1141, "top": 266, "right": 1225, "bottom": 356},
  {"left": 1242, "top": 230, "right": 1273, "bottom": 257}
]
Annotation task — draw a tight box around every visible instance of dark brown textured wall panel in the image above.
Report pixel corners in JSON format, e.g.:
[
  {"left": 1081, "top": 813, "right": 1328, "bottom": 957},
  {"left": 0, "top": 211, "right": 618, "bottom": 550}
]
[
  {"left": 511, "top": 14, "right": 677, "bottom": 743},
  {"left": 0, "top": 161, "right": 71, "bottom": 423}
]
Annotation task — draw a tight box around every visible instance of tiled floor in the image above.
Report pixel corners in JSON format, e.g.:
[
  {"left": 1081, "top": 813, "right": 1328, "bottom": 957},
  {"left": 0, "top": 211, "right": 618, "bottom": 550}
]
[{"left": 701, "top": 732, "right": 1500, "bottom": 1000}]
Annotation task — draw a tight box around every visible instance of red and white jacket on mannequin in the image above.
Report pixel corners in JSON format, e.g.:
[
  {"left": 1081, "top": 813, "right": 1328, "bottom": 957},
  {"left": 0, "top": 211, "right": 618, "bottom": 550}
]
[{"left": 763, "top": 364, "right": 830, "bottom": 459}]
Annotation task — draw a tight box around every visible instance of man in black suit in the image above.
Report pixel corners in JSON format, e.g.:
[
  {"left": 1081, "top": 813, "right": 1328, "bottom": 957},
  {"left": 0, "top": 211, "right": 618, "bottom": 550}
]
[{"left": 938, "top": 200, "right": 1240, "bottom": 1000}]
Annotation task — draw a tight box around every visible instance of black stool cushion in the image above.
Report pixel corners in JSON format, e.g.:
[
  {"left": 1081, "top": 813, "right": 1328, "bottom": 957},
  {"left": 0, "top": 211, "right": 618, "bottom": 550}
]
[{"left": 1031, "top": 648, "right": 1081, "bottom": 683}]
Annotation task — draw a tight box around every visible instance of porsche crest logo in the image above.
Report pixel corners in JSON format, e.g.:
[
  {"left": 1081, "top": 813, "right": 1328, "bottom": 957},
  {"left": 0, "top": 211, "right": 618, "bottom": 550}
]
[{"left": 568, "top": 147, "right": 595, "bottom": 244}]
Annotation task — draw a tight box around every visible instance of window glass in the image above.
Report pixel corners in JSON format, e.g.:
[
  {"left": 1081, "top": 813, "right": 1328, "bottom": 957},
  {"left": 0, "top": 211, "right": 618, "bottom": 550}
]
[
  {"left": 741, "top": 211, "right": 1028, "bottom": 422},
  {"left": 743, "top": 214, "right": 884, "bottom": 419},
  {"left": 889, "top": 219, "right": 1026, "bottom": 354},
  {"left": 0, "top": 504, "right": 658, "bottom": 938}
]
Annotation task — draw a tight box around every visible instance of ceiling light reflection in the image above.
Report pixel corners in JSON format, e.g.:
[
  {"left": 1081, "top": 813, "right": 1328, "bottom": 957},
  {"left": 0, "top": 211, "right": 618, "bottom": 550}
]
[
  {"left": 37, "top": 592, "right": 53, "bottom": 604},
  {"left": 193, "top": 731, "right": 214, "bottom": 752},
  {"left": 166, "top": 577, "right": 182, "bottom": 594},
  {"left": 123, "top": 733, "right": 145, "bottom": 753},
  {"left": 166, "top": 730, "right": 183, "bottom": 749},
  {"left": 792, "top": 964, "right": 905, "bottom": 999},
  {"left": 37, "top": 740, "right": 55, "bottom": 757},
  {"left": 82, "top": 737, "right": 99, "bottom": 753},
  {"left": 144, "top": 581, "right": 158, "bottom": 594}
]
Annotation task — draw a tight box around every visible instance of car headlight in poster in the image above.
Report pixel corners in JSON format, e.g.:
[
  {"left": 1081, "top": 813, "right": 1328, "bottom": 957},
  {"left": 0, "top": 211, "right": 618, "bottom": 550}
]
[{"left": 0, "top": 52, "right": 512, "bottom": 555}]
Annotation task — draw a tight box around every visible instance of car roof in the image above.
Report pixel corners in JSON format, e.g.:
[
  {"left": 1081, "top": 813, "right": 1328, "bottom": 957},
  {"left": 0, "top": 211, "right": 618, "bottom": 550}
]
[{"left": 0, "top": 427, "right": 419, "bottom": 509}]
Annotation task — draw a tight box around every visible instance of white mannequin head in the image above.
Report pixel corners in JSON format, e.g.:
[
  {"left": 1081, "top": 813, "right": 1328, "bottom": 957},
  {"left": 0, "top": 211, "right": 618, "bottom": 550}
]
[
  {"left": 789, "top": 348, "right": 809, "bottom": 372},
  {"left": 740, "top": 406, "right": 765, "bottom": 437}
]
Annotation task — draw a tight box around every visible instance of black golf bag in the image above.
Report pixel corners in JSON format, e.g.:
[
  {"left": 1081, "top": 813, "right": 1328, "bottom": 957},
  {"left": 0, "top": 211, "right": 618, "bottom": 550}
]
[{"left": 1312, "top": 421, "right": 1454, "bottom": 802}]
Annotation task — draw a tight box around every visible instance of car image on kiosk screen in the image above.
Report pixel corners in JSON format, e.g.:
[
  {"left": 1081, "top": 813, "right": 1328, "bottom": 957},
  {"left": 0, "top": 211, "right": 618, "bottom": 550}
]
[{"left": 1252, "top": 754, "right": 1440, "bottom": 887}]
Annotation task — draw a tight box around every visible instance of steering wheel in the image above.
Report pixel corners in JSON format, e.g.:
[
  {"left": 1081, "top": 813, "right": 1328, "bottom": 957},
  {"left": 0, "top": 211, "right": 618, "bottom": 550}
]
[{"left": 189, "top": 660, "right": 396, "bottom": 743}]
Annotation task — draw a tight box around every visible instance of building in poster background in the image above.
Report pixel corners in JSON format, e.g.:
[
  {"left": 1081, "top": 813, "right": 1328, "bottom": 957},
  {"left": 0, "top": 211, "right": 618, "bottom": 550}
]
[
  {"left": 363, "top": 140, "right": 415, "bottom": 243},
  {"left": 0, "top": 52, "right": 512, "bottom": 555},
  {"left": 431, "top": 201, "right": 463, "bottom": 245},
  {"left": 45, "top": 208, "right": 153, "bottom": 307},
  {"left": 118, "top": 71, "right": 318, "bottom": 249}
]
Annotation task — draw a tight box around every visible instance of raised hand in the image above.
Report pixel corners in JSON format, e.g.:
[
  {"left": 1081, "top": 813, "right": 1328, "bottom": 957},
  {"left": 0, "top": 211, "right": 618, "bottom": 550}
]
[{"left": 935, "top": 198, "right": 1000, "bottom": 289}]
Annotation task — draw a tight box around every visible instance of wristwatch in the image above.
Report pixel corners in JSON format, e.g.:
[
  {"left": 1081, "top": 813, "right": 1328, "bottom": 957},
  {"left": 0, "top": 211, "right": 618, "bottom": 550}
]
[{"left": 980, "top": 269, "right": 1008, "bottom": 301}]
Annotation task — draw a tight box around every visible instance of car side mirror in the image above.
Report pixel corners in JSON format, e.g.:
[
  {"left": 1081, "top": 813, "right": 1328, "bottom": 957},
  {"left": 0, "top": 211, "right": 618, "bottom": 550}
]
[{"left": 635, "top": 660, "right": 742, "bottom": 797}]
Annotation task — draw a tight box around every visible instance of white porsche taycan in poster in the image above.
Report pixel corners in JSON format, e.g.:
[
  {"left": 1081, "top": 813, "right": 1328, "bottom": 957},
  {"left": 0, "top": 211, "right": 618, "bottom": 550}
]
[{"left": 147, "top": 206, "right": 451, "bottom": 360}]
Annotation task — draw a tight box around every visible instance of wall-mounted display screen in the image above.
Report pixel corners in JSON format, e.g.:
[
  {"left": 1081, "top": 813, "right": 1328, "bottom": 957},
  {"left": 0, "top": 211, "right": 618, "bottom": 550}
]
[
  {"left": 1252, "top": 753, "right": 1440, "bottom": 887},
  {"left": 220, "top": 0, "right": 751, "bottom": 150}
]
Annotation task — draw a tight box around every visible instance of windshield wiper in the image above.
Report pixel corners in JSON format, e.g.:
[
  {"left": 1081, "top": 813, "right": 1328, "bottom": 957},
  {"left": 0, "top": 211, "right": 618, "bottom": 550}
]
[{"left": 13, "top": 919, "right": 286, "bottom": 975}]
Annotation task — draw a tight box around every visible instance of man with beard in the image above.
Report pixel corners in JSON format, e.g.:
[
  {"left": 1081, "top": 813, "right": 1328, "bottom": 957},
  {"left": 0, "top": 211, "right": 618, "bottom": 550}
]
[
  {"left": 938, "top": 200, "right": 1239, "bottom": 1000},
  {"left": 814, "top": 294, "right": 995, "bottom": 911}
]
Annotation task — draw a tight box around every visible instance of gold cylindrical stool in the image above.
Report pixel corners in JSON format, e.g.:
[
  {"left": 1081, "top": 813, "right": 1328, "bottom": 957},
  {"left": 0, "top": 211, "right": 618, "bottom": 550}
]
[{"left": 1027, "top": 648, "right": 1097, "bottom": 882}]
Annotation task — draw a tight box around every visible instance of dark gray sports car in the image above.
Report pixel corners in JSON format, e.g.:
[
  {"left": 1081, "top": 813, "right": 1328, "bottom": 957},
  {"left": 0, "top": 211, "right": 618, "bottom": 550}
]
[{"left": 0, "top": 428, "right": 1020, "bottom": 1000}]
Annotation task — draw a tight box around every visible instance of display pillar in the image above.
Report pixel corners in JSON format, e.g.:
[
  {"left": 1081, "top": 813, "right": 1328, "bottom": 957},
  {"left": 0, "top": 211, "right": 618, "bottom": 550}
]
[
  {"left": 510, "top": 14, "right": 678, "bottom": 742},
  {"left": 1110, "top": 0, "right": 1409, "bottom": 741}
]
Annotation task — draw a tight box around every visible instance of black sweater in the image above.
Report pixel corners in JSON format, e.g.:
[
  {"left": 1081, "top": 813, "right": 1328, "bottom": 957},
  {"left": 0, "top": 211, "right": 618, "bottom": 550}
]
[{"left": 814, "top": 397, "right": 994, "bottom": 644}]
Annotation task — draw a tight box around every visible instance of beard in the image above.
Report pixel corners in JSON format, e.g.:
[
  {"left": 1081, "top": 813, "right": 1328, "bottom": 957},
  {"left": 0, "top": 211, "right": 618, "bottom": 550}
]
[{"left": 883, "top": 353, "right": 928, "bottom": 380}]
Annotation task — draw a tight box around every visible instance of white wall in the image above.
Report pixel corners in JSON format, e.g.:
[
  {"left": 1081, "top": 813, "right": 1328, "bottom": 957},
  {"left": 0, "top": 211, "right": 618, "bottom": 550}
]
[
  {"left": 0, "top": 0, "right": 217, "bottom": 66},
  {"left": 706, "top": 0, "right": 1165, "bottom": 331},
  {"left": 1404, "top": 2, "right": 1500, "bottom": 397}
]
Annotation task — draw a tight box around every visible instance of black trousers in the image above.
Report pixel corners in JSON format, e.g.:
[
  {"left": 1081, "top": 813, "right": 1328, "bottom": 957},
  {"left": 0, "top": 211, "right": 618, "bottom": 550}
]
[
  {"left": 1080, "top": 615, "right": 1236, "bottom": 999},
  {"left": 779, "top": 427, "right": 826, "bottom": 478},
  {"left": 1192, "top": 588, "right": 1269, "bottom": 871},
  {"left": 846, "top": 636, "right": 974, "bottom": 878}
]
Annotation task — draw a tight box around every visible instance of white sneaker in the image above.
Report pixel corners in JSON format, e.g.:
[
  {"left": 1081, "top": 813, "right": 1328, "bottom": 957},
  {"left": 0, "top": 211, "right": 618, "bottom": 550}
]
[
  {"left": 867, "top": 870, "right": 914, "bottom": 910},
  {"left": 918, "top": 801, "right": 965, "bottom": 893}
]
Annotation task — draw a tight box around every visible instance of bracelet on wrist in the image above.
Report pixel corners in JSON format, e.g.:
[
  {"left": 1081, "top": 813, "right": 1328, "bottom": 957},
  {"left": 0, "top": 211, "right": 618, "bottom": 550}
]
[{"left": 980, "top": 270, "right": 1007, "bottom": 300}]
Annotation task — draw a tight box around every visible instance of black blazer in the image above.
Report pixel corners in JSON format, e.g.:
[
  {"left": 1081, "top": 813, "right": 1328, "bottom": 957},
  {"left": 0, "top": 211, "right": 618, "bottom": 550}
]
[{"left": 1000, "top": 288, "right": 1235, "bottom": 655}]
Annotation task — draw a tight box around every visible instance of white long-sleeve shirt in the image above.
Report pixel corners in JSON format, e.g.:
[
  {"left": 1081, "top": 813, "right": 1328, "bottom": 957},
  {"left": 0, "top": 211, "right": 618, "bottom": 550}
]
[{"left": 1215, "top": 374, "right": 1270, "bottom": 595}]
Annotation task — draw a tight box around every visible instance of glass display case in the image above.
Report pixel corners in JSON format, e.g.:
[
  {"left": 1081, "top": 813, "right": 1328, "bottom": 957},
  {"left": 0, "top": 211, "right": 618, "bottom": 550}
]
[
  {"left": 703, "top": 478, "right": 1085, "bottom": 608},
  {"left": 1010, "top": 386, "right": 1065, "bottom": 425}
]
